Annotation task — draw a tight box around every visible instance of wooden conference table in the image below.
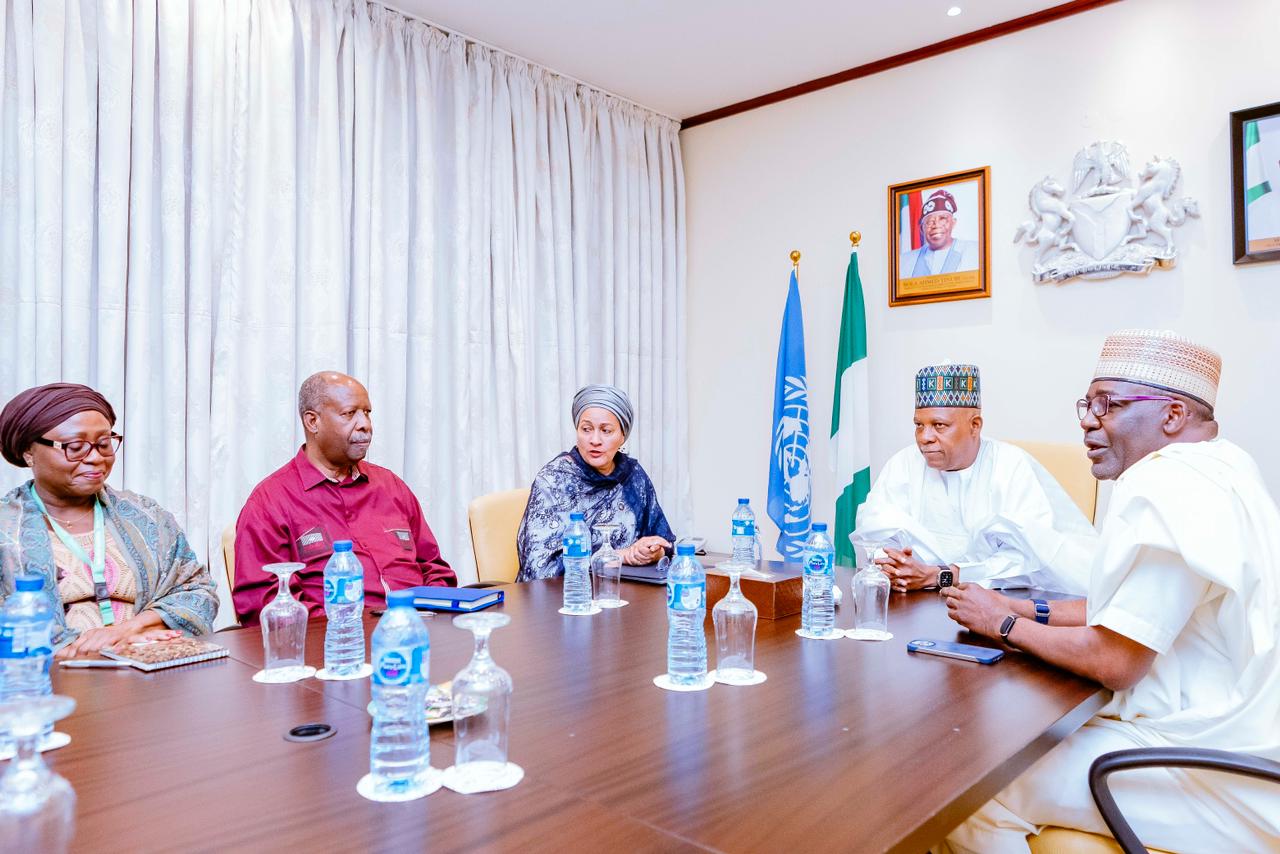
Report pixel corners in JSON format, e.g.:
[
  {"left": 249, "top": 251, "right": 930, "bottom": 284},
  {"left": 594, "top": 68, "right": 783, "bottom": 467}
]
[{"left": 48, "top": 566, "right": 1107, "bottom": 853}]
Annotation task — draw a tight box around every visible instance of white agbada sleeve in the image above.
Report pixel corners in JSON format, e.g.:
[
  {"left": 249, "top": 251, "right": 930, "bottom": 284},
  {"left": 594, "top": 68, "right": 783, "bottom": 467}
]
[{"left": 852, "top": 441, "right": 1094, "bottom": 594}]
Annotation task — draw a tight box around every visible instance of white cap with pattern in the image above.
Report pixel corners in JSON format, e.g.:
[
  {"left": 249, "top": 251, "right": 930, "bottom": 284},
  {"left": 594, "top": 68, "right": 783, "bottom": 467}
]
[{"left": 1093, "top": 329, "right": 1222, "bottom": 409}]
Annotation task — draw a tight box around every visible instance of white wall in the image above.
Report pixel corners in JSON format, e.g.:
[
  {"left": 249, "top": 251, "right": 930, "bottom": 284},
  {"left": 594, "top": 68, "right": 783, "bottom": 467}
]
[{"left": 682, "top": 0, "right": 1280, "bottom": 556}]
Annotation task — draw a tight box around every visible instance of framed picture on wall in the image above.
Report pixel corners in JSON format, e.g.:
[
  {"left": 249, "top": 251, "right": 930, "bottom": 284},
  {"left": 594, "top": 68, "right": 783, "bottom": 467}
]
[
  {"left": 888, "top": 166, "right": 990, "bottom": 306},
  {"left": 1231, "top": 100, "right": 1280, "bottom": 264}
]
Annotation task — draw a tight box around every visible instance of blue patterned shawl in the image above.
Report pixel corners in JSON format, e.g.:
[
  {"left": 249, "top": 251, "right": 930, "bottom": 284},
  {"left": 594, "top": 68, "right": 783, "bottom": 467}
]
[
  {"left": 0, "top": 483, "right": 218, "bottom": 648},
  {"left": 515, "top": 448, "right": 674, "bottom": 581}
]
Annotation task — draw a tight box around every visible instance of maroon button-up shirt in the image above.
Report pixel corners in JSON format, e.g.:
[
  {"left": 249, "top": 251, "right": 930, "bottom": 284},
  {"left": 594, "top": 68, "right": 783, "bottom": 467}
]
[{"left": 232, "top": 447, "right": 456, "bottom": 625}]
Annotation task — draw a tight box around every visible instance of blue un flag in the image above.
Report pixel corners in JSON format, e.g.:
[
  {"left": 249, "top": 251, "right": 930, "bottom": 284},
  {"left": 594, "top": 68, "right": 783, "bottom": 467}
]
[{"left": 767, "top": 269, "right": 811, "bottom": 559}]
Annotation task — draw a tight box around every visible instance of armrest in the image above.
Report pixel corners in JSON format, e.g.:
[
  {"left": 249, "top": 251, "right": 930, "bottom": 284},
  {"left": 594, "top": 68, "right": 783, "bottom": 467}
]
[
  {"left": 1088, "top": 747, "right": 1280, "bottom": 854},
  {"left": 464, "top": 581, "right": 504, "bottom": 589}
]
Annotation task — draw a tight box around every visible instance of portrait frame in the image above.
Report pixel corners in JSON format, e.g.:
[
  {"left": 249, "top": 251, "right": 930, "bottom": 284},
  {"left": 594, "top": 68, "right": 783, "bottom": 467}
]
[
  {"left": 1230, "top": 100, "right": 1280, "bottom": 265},
  {"left": 887, "top": 166, "right": 991, "bottom": 307}
]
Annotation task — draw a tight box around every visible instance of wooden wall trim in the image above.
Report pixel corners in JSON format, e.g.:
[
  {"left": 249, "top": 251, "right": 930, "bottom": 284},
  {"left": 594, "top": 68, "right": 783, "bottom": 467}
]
[{"left": 679, "top": 0, "right": 1123, "bottom": 129}]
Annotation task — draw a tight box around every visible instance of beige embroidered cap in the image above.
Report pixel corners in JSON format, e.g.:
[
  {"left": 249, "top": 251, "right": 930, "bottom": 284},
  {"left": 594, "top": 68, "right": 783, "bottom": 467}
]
[{"left": 1093, "top": 329, "right": 1222, "bottom": 409}]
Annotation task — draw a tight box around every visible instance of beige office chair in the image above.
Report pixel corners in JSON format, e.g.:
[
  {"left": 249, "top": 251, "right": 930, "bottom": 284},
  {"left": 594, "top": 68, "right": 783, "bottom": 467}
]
[
  {"left": 467, "top": 487, "right": 531, "bottom": 584},
  {"left": 1006, "top": 440, "right": 1099, "bottom": 524},
  {"left": 221, "top": 523, "right": 237, "bottom": 592}
]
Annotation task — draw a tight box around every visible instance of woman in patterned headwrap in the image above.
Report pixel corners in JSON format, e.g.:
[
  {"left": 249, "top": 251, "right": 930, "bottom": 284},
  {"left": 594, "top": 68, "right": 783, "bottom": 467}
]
[
  {"left": 516, "top": 384, "right": 674, "bottom": 581},
  {"left": 0, "top": 383, "right": 217, "bottom": 656}
]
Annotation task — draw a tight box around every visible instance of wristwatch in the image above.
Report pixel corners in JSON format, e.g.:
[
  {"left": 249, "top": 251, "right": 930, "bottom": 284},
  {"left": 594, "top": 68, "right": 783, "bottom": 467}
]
[
  {"left": 1032, "top": 598, "right": 1051, "bottom": 625},
  {"left": 999, "top": 614, "right": 1019, "bottom": 646},
  {"left": 936, "top": 565, "right": 954, "bottom": 588}
]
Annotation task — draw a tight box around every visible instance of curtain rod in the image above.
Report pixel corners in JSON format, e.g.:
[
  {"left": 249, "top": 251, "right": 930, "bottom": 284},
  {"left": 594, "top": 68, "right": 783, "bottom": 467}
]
[{"left": 372, "top": 0, "right": 678, "bottom": 122}]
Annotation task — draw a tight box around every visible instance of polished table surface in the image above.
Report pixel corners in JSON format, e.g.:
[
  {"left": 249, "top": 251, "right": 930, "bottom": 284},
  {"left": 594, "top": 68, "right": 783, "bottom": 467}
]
[{"left": 48, "top": 567, "right": 1106, "bottom": 853}]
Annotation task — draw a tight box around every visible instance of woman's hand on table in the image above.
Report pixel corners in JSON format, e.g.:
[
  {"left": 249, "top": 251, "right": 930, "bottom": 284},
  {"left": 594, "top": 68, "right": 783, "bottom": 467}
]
[
  {"left": 54, "top": 617, "right": 181, "bottom": 659},
  {"left": 622, "top": 536, "right": 673, "bottom": 565}
]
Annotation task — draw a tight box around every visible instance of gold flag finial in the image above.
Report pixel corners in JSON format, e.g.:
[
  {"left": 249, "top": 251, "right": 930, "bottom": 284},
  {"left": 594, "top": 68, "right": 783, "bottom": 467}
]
[
  {"left": 790, "top": 250, "right": 801, "bottom": 267},
  {"left": 849, "top": 231, "right": 861, "bottom": 248}
]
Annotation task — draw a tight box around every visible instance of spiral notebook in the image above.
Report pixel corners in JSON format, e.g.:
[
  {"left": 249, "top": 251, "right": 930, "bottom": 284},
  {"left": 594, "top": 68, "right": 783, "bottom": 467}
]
[{"left": 100, "top": 638, "right": 229, "bottom": 671}]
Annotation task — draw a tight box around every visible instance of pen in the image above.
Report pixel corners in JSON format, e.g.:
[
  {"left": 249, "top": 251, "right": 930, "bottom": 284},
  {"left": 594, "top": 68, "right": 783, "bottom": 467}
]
[{"left": 59, "top": 659, "right": 132, "bottom": 668}]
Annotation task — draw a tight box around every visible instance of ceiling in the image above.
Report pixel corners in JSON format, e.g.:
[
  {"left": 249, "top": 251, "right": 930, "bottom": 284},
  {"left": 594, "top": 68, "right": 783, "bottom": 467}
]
[{"left": 385, "top": 0, "right": 1084, "bottom": 120}]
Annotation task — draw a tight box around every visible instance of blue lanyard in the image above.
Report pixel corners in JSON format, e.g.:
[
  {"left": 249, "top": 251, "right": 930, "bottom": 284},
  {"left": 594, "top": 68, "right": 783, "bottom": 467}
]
[{"left": 29, "top": 484, "right": 113, "bottom": 626}]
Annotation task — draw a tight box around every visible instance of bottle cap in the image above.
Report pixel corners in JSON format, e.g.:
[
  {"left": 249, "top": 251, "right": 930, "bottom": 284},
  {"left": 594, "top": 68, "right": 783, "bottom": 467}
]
[
  {"left": 569, "top": 512, "right": 585, "bottom": 521},
  {"left": 387, "top": 590, "right": 416, "bottom": 608},
  {"left": 737, "top": 498, "right": 749, "bottom": 505},
  {"left": 14, "top": 574, "right": 43, "bottom": 592},
  {"left": 811, "top": 522, "right": 827, "bottom": 532},
  {"left": 675, "top": 543, "right": 696, "bottom": 556},
  {"left": 333, "top": 540, "right": 353, "bottom": 552}
]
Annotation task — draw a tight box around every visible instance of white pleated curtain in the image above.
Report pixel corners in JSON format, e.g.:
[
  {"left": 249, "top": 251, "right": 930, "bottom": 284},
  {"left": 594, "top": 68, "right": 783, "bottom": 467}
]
[{"left": 0, "top": 0, "right": 691, "bottom": 624}]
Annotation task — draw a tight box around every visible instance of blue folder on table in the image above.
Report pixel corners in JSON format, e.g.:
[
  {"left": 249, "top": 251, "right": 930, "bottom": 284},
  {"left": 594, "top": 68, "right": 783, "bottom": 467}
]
[{"left": 405, "top": 586, "right": 505, "bottom": 613}]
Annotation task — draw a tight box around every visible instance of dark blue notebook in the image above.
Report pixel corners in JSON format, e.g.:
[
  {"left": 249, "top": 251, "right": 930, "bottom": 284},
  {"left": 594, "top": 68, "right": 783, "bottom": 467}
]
[{"left": 404, "top": 586, "right": 505, "bottom": 612}]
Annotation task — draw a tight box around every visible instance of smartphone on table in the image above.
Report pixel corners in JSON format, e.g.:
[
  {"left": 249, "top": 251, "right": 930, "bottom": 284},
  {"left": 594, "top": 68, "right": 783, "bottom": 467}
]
[{"left": 906, "top": 639, "right": 1004, "bottom": 664}]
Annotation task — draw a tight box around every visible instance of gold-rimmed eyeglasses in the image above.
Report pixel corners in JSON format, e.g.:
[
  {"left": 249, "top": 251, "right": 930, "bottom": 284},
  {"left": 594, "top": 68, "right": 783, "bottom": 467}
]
[
  {"left": 32, "top": 433, "right": 124, "bottom": 462},
  {"left": 1076, "top": 395, "right": 1175, "bottom": 421}
]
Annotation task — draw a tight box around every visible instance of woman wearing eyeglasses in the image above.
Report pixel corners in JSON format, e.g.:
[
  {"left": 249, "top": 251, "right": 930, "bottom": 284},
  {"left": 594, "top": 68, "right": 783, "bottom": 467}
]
[{"left": 0, "top": 383, "right": 217, "bottom": 658}]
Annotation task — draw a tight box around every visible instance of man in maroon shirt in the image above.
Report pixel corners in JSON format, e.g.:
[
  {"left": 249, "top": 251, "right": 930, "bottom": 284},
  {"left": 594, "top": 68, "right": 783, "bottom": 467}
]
[{"left": 232, "top": 372, "right": 456, "bottom": 625}]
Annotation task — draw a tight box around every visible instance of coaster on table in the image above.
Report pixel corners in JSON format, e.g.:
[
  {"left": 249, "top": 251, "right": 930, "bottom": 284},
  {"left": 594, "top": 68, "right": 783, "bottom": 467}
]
[
  {"left": 252, "top": 665, "right": 316, "bottom": 684},
  {"left": 0, "top": 730, "right": 71, "bottom": 761},
  {"left": 795, "top": 628, "right": 844, "bottom": 641},
  {"left": 714, "top": 670, "right": 767, "bottom": 687},
  {"left": 558, "top": 605, "right": 603, "bottom": 616},
  {"left": 356, "top": 766, "right": 443, "bottom": 802},
  {"left": 652, "top": 673, "right": 715, "bottom": 692},
  {"left": 845, "top": 628, "right": 894, "bottom": 641},
  {"left": 316, "top": 663, "right": 373, "bottom": 681},
  {"left": 441, "top": 761, "right": 524, "bottom": 794},
  {"left": 594, "top": 599, "right": 629, "bottom": 609}
]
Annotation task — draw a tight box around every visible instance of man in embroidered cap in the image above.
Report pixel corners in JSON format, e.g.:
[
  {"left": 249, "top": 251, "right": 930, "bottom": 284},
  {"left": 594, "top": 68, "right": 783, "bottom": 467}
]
[
  {"left": 941, "top": 330, "right": 1280, "bottom": 853},
  {"left": 852, "top": 363, "right": 1096, "bottom": 594},
  {"left": 232, "top": 372, "right": 455, "bottom": 625},
  {"left": 899, "top": 189, "right": 981, "bottom": 279}
]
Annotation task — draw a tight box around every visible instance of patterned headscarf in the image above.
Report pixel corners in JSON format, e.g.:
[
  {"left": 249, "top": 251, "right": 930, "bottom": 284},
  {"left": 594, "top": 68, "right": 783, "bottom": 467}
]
[
  {"left": 0, "top": 383, "right": 117, "bottom": 467},
  {"left": 571, "top": 384, "right": 634, "bottom": 437}
]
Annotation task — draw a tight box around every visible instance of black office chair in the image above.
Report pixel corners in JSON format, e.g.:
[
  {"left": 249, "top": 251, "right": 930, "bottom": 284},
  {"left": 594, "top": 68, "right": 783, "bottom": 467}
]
[{"left": 1088, "top": 747, "right": 1280, "bottom": 854}]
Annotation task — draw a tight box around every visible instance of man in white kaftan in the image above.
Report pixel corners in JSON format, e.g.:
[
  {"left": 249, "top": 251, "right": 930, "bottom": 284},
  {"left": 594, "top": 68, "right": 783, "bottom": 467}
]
[
  {"left": 941, "top": 329, "right": 1280, "bottom": 853},
  {"left": 853, "top": 362, "right": 1096, "bottom": 595}
]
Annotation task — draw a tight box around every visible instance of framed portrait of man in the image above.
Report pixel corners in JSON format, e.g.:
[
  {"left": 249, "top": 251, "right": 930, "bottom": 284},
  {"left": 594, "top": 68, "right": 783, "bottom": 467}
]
[
  {"left": 888, "top": 166, "right": 990, "bottom": 306},
  {"left": 1231, "top": 100, "right": 1280, "bottom": 265}
]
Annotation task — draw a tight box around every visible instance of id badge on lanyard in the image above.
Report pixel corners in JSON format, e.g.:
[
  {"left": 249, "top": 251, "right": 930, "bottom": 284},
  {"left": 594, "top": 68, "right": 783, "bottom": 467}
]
[{"left": 29, "top": 484, "right": 113, "bottom": 626}]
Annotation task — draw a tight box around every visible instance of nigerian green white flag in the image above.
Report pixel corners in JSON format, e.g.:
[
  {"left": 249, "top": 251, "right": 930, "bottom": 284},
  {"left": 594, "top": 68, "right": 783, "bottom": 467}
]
[
  {"left": 831, "top": 249, "right": 870, "bottom": 567},
  {"left": 1246, "top": 120, "right": 1273, "bottom": 205}
]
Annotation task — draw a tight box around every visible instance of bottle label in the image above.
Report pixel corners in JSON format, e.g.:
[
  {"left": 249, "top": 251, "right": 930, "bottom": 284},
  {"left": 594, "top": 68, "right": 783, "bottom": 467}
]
[
  {"left": 563, "top": 534, "right": 589, "bottom": 559},
  {"left": 667, "top": 581, "right": 706, "bottom": 611},
  {"left": 732, "top": 520, "right": 755, "bottom": 537},
  {"left": 805, "top": 552, "right": 833, "bottom": 577},
  {"left": 0, "top": 624, "right": 51, "bottom": 659},
  {"left": 324, "top": 576, "right": 364, "bottom": 605},
  {"left": 373, "top": 644, "right": 427, "bottom": 686}
]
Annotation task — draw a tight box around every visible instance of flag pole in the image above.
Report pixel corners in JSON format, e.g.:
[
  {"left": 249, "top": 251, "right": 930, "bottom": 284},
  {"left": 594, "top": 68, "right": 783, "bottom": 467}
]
[
  {"left": 790, "top": 249, "right": 801, "bottom": 269},
  {"left": 849, "top": 231, "right": 861, "bottom": 248}
]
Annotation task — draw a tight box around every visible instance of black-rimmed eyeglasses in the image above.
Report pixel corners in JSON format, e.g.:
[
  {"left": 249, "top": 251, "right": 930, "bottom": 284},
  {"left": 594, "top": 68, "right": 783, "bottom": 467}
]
[
  {"left": 1076, "top": 395, "right": 1175, "bottom": 421},
  {"left": 32, "top": 433, "right": 123, "bottom": 462}
]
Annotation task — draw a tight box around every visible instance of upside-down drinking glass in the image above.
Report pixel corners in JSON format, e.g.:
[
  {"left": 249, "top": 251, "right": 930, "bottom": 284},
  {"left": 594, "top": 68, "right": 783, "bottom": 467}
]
[
  {"left": 713, "top": 560, "right": 758, "bottom": 684},
  {"left": 592, "top": 523, "right": 625, "bottom": 608},
  {"left": 450, "top": 612, "right": 515, "bottom": 789},
  {"left": 0, "top": 695, "right": 76, "bottom": 854},
  {"left": 259, "top": 562, "right": 312, "bottom": 682}
]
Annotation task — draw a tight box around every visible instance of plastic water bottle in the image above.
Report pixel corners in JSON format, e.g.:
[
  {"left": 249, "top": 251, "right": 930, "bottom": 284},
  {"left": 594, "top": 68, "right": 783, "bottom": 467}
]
[
  {"left": 323, "top": 540, "right": 366, "bottom": 675},
  {"left": 369, "top": 590, "right": 431, "bottom": 795},
  {"left": 731, "top": 498, "right": 757, "bottom": 564},
  {"left": 0, "top": 575, "right": 54, "bottom": 744},
  {"left": 666, "top": 542, "right": 707, "bottom": 685},
  {"left": 561, "top": 512, "right": 593, "bottom": 614},
  {"left": 801, "top": 523, "right": 837, "bottom": 637}
]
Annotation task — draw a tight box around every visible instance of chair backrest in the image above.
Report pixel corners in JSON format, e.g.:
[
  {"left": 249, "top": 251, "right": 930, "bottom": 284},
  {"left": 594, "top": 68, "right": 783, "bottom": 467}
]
[
  {"left": 1005, "top": 439, "right": 1099, "bottom": 524},
  {"left": 468, "top": 487, "right": 532, "bottom": 584},
  {"left": 221, "top": 522, "right": 237, "bottom": 593}
]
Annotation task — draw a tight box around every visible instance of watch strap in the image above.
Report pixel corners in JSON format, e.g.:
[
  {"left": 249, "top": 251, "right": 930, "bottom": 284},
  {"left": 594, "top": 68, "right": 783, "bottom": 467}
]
[
  {"left": 1032, "top": 598, "right": 1050, "bottom": 625},
  {"left": 999, "top": 614, "right": 1019, "bottom": 645}
]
